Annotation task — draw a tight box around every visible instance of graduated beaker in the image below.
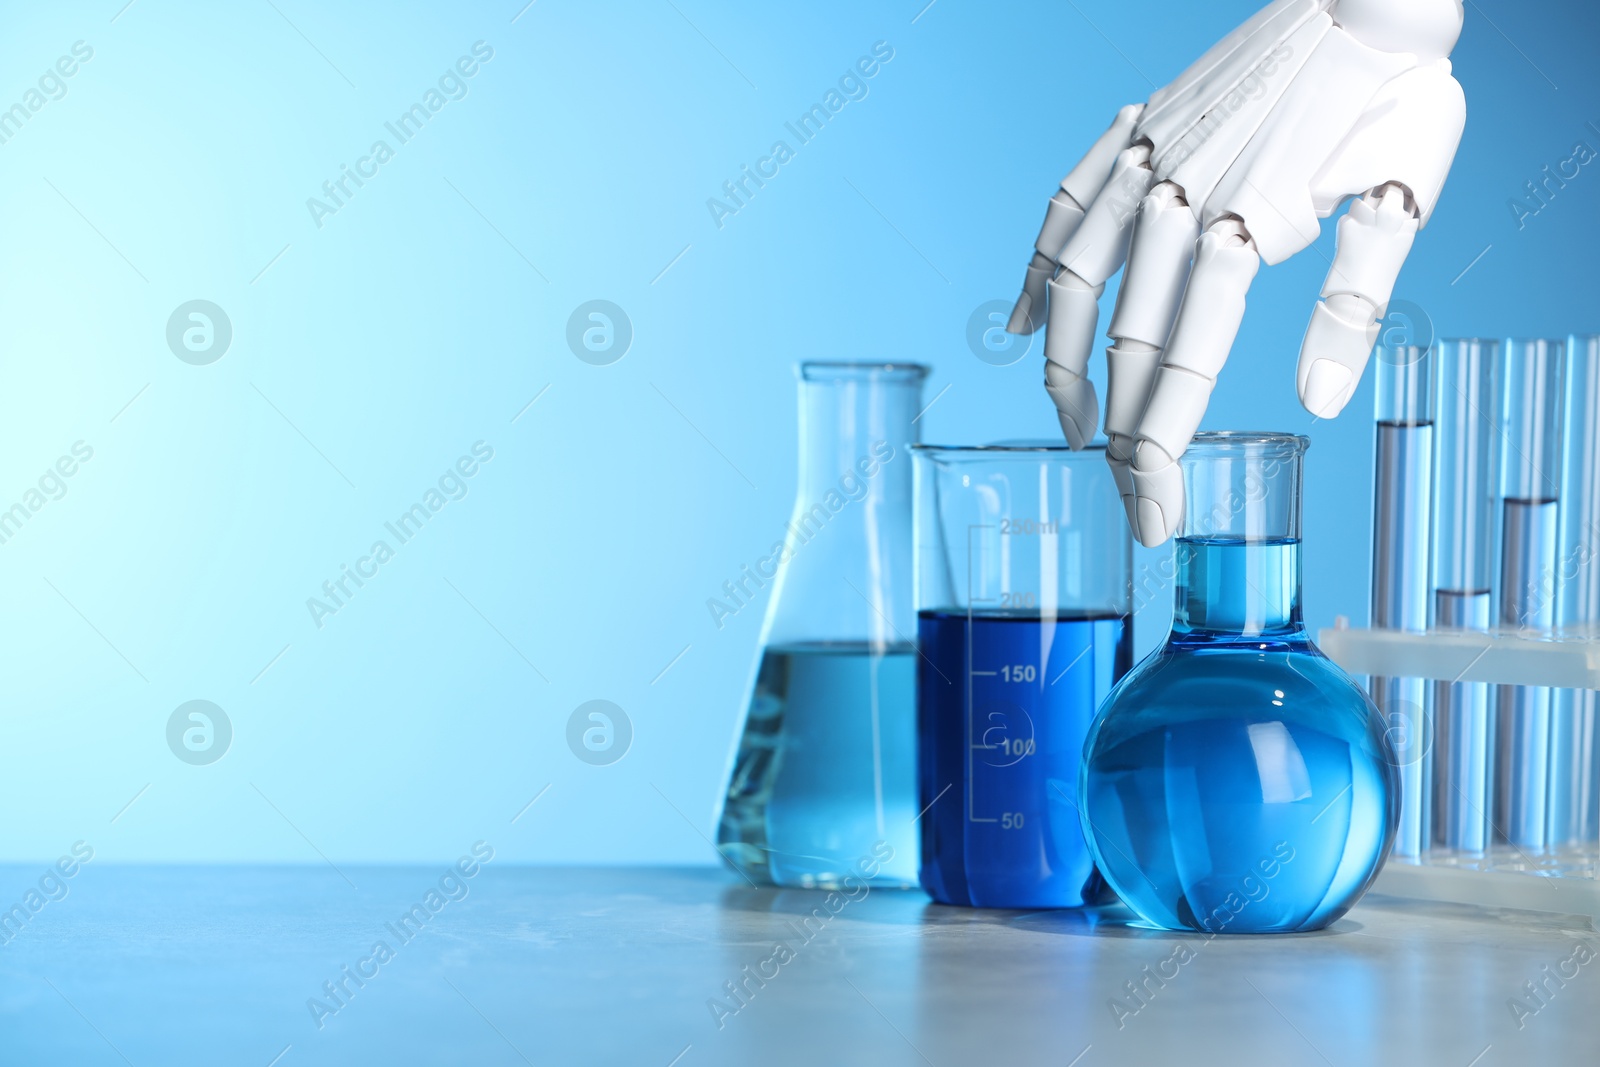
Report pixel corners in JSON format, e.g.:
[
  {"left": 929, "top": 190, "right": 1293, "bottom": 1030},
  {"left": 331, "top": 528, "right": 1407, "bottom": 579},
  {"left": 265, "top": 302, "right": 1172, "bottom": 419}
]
[{"left": 912, "top": 442, "right": 1132, "bottom": 908}]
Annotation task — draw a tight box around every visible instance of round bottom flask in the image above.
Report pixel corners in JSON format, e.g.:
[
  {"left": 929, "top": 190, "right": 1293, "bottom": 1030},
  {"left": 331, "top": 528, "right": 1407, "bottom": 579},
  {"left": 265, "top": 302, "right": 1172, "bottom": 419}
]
[{"left": 1080, "top": 433, "right": 1398, "bottom": 933}]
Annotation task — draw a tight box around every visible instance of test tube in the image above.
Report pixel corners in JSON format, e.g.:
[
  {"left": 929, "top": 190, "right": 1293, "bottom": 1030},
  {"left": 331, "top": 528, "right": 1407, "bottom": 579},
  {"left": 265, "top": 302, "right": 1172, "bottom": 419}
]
[
  {"left": 1551, "top": 335, "right": 1600, "bottom": 847},
  {"left": 1431, "top": 339, "right": 1500, "bottom": 853},
  {"left": 1496, "top": 338, "right": 1564, "bottom": 849},
  {"left": 1371, "top": 343, "right": 1435, "bottom": 858}
]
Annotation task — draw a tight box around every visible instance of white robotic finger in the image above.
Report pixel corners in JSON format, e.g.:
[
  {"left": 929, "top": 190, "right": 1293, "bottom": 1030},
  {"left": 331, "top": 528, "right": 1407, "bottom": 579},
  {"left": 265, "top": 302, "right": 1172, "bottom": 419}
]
[
  {"left": 1297, "top": 184, "right": 1420, "bottom": 418},
  {"left": 1046, "top": 351, "right": 1101, "bottom": 450},
  {"left": 1011, "top": 197, "right": 1083, "bottom": 335},
  {"left": 1038, "top": 144, "right": 1159, "bottom": 449},
  {"left": 1107, "top": 184, "right": 1201, "bottom": 351},
  {"left": 1062, "top": 104, "right": 1147, "bottom": 207},
  {"left": 1105, "top": 345, "right": 1161, "bottom": 527},
  {"left": 1010, "top": 255, "right": 1055, "bottom": 336},
  {"left": 1008, "top": 104, "right": 1145, "bottom": 335},
  {"left": 1056, "top": 145, "right": 1157, "bottom": 285},
  {"left": 1298, "top": 300, "right": 1377, "bottom": 418},
  {"left": 1143, "top": 221, "right": 1261, "bottom": 460},
  {"left": 1127, "top": 219, "right": 1261, "bottom": 547},
  {"left": 1103, "top": 182, "right": 1200, "bottom": 526},
  {"left": 1044, "top": 274, "right": 1105, "bottom": 449}
]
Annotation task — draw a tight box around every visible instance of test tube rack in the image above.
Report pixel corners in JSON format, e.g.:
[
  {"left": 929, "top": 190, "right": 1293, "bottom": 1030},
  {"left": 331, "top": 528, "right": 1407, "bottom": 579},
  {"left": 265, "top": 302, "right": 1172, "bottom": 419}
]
[{"left": 1322, "top": 620, "right": 1600, "bottom": 921}]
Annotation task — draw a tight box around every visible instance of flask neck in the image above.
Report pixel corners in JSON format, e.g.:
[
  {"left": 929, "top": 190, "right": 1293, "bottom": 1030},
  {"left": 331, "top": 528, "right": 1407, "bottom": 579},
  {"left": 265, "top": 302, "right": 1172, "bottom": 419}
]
[
  {"left": 796, "top": 373, "right": 919, "bottom": 498},
  {"left": 1168, "top": 434, "right": 1310, "bottom": 643},
  {"left": 760, "top": 366, "right": 924, "bottom": 649},
  {"left": 1171, "top": 538, "right": 1305, "bottom": 640}
]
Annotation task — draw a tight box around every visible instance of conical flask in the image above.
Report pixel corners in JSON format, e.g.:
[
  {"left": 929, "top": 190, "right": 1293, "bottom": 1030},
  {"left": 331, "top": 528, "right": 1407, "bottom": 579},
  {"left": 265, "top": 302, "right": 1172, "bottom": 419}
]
[{"left": 715, "top": 362, "right": 927, "bottom": 888}]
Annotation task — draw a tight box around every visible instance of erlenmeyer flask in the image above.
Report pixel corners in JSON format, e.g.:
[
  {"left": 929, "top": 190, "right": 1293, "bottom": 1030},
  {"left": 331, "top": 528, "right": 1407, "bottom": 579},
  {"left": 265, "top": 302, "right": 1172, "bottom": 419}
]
[
  {"left": 715, "top": 362, "right": 927, "bottom": 888},
  {"left": 1081, "top": 433, "right": 1399, "bottom": 933}
]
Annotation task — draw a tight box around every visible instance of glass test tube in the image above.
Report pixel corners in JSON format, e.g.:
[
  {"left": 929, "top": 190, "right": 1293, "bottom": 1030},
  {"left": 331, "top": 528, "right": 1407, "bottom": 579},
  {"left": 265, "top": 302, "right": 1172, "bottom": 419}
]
[
  {"left": 1496, "top": 338, "right": 1564, "bottom": 849},
  {"left": 1431, "top": 340, "right": 1500, "bottom": 853},
  {"left": 1370, "top": 344, "right": 1434, "bottom": 858},
  {"left": 1552, "top": 336, "right": 1600, "bottom": 847}
]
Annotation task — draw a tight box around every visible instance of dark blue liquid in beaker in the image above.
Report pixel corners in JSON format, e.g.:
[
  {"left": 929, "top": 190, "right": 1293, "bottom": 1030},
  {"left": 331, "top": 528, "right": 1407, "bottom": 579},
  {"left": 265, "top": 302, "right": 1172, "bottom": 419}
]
[
  {"left": 917, "top": 609, "right": 1131, "bottom": 908},
  {"left": 1081, "top": 539, "right": 1398, "bottom": 933}
]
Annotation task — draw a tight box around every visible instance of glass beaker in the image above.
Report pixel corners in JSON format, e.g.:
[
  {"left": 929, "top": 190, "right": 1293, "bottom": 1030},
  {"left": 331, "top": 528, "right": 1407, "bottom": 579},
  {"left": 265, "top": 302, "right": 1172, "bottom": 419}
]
[
  {"left": 715, "top": 362, "right": 927, "bottom": 889},
  {"left": 1081, "top": 433, "right": 1398, "bottom": 933},
  {"left": 912, "top": 443, "right": 1132, "bottom": 908}
]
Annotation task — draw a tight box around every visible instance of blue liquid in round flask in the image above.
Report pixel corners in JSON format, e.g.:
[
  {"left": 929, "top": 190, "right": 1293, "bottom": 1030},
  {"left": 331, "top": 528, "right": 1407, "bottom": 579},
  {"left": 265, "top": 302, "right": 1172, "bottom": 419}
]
[{"left": 1081, "top": 433, "right": 1398, "bottom": 933}]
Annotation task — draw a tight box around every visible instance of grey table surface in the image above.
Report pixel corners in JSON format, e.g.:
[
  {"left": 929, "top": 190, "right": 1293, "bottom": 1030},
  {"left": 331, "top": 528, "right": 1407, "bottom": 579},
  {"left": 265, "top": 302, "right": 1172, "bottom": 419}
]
[{"left": 0, "top": 864, "right": 1595, "bottom": 1066}]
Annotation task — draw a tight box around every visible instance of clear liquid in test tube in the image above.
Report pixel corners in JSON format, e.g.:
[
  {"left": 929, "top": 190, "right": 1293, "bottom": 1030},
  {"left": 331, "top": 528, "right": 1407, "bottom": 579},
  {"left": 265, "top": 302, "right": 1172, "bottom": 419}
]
[
  {"left": 1496, "top": 338, "right": 1564, "bottom": 849},
  {"left": 1432, "top": 340, "right": 1500, "bottom": 853},
  {"left": 1371, "top": 343, "right": 1434, "bottom": 857},
  {"left": 1551, "top": 335, "right": 1600, "bottom": 847}
]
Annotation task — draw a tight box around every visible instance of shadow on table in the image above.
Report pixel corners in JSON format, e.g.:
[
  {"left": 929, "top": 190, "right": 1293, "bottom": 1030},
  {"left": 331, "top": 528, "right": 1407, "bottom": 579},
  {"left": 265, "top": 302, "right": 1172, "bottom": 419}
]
[
  {"left": 1006, "top": 905, "right": 1363, "bottom": 939},
  {"left": 715, "top": 877, "right": 1362, "bottom": 939}
]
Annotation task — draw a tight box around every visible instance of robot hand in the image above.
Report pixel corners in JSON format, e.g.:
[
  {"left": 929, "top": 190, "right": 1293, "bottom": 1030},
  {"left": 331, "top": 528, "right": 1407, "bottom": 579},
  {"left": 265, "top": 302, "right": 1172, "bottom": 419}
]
[{"left": 1008, "top": 0, "right": 1466, "bottom": 547}]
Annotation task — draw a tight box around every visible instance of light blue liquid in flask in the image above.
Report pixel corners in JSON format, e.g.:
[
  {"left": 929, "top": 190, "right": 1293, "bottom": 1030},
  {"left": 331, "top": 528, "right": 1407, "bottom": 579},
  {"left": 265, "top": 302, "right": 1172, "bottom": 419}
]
[
  {"left": 1081, "top": 434, "right": 1399, "bottom": 933},
  {"left": 715, "top": 363, "right": 927, "bottom": 888}
]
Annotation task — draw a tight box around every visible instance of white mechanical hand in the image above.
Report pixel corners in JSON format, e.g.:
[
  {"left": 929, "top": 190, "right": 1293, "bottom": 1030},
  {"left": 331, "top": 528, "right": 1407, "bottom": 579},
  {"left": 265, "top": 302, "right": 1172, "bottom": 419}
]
[{"left": 1008, "top": 0, "right": 1466, "bottom": 546}]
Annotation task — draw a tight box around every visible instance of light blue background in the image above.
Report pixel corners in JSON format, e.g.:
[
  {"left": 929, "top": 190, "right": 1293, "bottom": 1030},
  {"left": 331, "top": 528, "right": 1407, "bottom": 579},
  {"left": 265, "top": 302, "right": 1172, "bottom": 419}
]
[{"left": 0, "top": 0, "right": 1595, "bottom": 865}]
